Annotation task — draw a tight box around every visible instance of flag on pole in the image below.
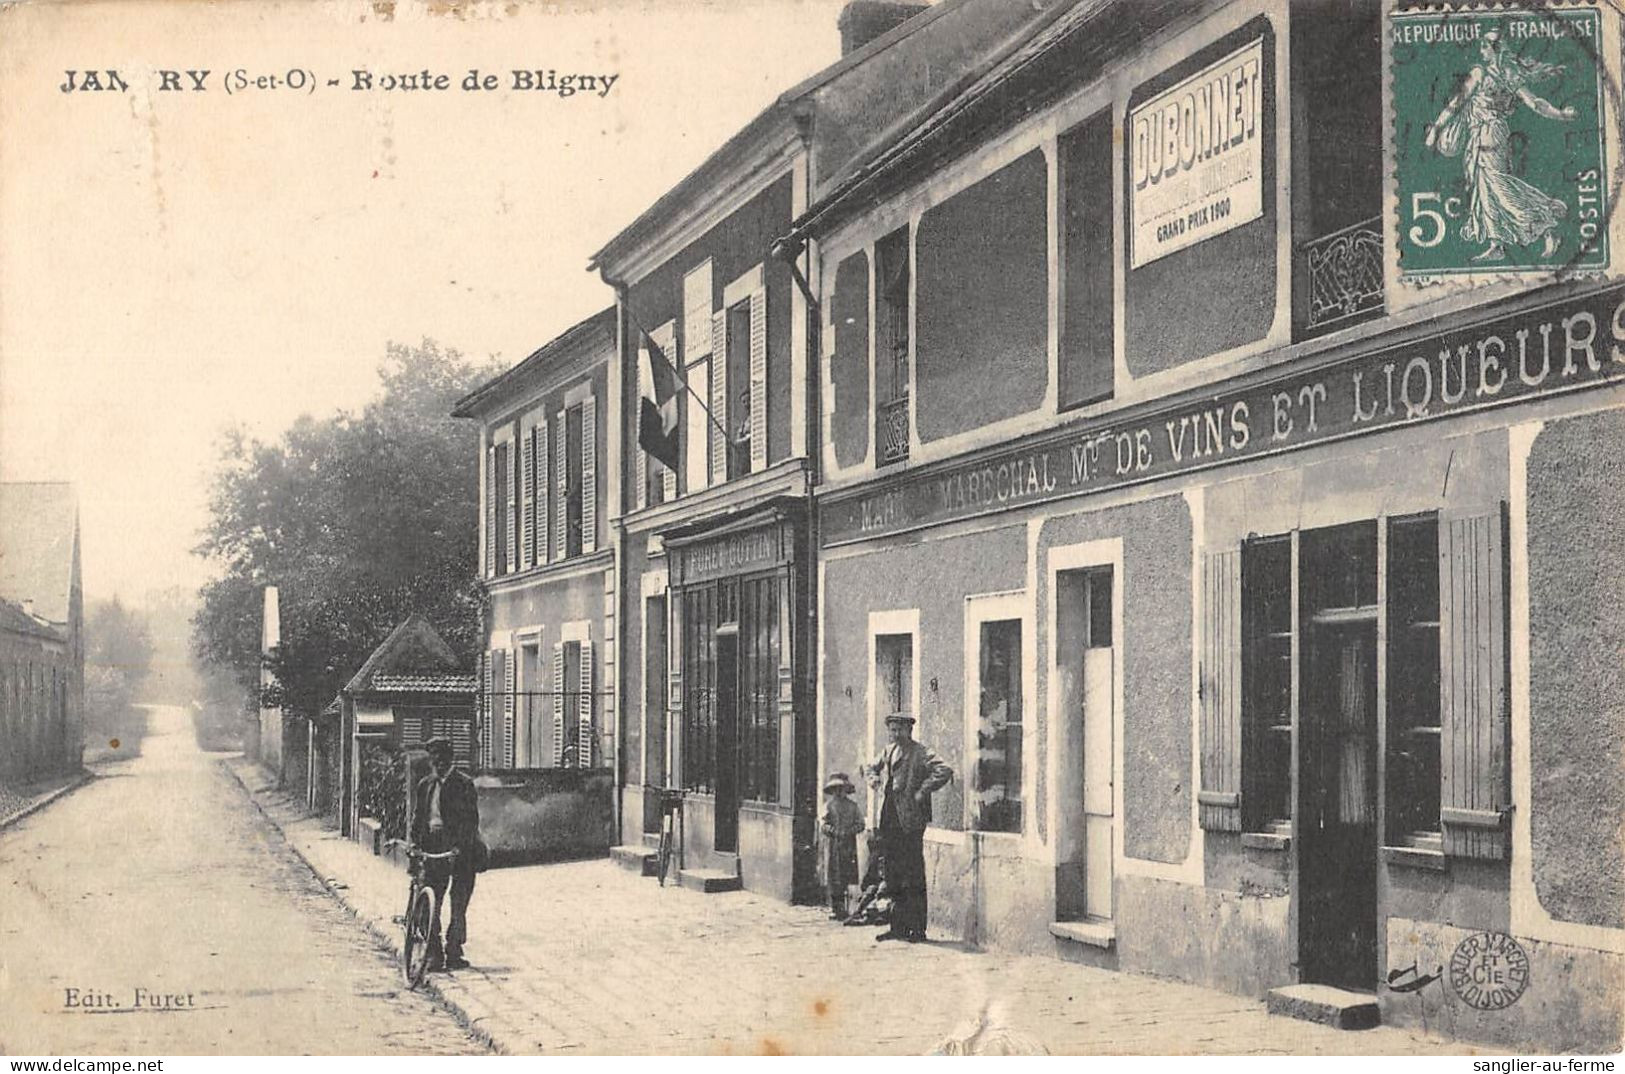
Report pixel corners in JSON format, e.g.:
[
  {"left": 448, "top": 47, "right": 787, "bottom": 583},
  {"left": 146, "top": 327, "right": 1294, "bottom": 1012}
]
[{"left": 638, "top": 330, "right": 681, "bottom": 472}]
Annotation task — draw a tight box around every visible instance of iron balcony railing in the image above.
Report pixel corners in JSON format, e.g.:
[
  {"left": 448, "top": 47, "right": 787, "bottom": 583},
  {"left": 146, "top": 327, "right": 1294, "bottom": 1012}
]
[
  {"left": 1300, "top": 215, "right": 1385, "bottom": 334},
  {"left": 877, "top": 394, "right": 910, "bottom": 465}
]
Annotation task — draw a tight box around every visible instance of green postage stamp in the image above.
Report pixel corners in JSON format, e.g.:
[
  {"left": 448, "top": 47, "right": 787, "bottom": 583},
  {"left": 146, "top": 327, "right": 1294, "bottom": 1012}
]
[{"left": 1392, "top": 5, "right": 1610, "bottom": 277}]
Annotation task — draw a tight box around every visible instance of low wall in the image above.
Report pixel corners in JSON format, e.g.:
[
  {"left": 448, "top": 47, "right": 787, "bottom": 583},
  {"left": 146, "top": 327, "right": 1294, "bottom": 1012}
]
[{"left": 475, "top": 768, "right": 615, "bottom": 866}]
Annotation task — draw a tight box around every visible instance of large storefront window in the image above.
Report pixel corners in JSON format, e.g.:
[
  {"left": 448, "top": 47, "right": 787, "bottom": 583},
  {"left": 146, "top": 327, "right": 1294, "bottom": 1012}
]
[
  {"left": 1241, "top": 536, "right": 1292, "bottom": 831},
  {"left": 680, "top": 575, "right": 780, "bottom": 803},
  {"left": 975, "top": 619, "right": 1023, "bottom": 834}
]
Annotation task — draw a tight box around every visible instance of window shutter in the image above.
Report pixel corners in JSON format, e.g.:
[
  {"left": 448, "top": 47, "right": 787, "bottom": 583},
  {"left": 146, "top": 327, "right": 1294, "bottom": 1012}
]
[
  {"left": 1439, "top": 504, "right": 1510, "bottom": 860},
  {"left": 581, "top": 396, "right": 597, "bottom": 554},
  {"left": 1198, "top": 548, "right": 1243, "bottom": 831},
  {"left": 636, "top": 349, "right": 649, "bottom": 511},
  {"left": 505, "top": 442, "right": 517, "bottom": 575},
  {"left": 578, "top": 641, "right": 595, "bottom": 768},
  {"left": 520, "top": 426, "right": 535, "bottom": 570},
  {"left": 554, "top": 414, "right": 568, "bottom": 561},
  {"left": 710, "top": 309, "right": 728, "bottom": 480},
  {"left": 535, "top": 418, "right": 549, "bottom": 566},
  {"left": 660, "top": 324, "right": 678, "bottom": 503},
  {"left": 552, "top": 641, "right": 566, "bottom": 767},
  {"left": 485, "top": 448, "right": 497, "bottom": 578},
  {"left": 481, "top": 650, "right": 495, "bottom": 769},
  {"left": 749, "top": 285, "right": 767, "bottom": 472},
  {"left": 503, "top": 647, "right": 517, "bottom": 769}
]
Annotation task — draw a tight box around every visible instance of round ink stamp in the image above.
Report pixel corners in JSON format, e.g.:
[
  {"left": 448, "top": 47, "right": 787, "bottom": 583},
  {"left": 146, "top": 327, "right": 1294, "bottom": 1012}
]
[{"left": 1449, "top": 930, "right": 1531, "bottom": 1010}]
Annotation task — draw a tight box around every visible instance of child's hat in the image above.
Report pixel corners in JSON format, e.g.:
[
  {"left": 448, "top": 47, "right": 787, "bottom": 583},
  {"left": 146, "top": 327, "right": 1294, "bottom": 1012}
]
[{"left": 823, "top": 771, "right": 855, "bottom": 793}]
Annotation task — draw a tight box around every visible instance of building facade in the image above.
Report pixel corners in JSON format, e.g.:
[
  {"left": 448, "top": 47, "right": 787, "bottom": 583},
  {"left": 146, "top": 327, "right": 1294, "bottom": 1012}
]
[
  {"left": 777, "top": 0, "right": 1624, "bottom": 1052},
  {"left": 0, "top": 482, "right": 85, "bottom": 780}
]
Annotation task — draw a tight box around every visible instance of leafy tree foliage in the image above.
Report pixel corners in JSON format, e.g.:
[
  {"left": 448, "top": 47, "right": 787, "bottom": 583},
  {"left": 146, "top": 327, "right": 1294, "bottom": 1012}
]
[
  {"left": 193, "top": 340, "right": 499, "bottom": 720},
  {"left": 84, "top": 596, "right": 155, "bottom": 756}
]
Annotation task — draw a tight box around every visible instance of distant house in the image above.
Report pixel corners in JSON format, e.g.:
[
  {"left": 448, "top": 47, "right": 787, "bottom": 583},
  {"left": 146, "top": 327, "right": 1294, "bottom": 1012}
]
[{"left": 0, "top": 482, "right": 85, "bottom": 780}]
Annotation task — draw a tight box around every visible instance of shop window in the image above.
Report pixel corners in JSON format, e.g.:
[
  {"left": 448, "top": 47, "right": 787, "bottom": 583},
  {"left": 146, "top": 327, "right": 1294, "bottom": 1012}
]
[
  {"left": 874, "top": 226, "right": 911, "bottom": 466},
  {"left": 1291, "top": 0, "right": 1384, "bottom": 337},
  {"left": 738, "top": 575, "right": 781, "bottom": 802},
  {"left": 1059, "top": 109, "right": 1115, "bottom": 410},
  {"left": 1387, "top": 513, "right": 1442, "bottom": 845},
  {"left": 682, "top": 585, "right": 719, "bottom": 794},
  {"left": 1241, "top": 537, "right": 1293, "bottom": 831},
  {"left": 875, "top": 632, "right": 913, "bottom": 719},
  {"left": 975, "top": 619, "right": 1023, "bottom": 834}
]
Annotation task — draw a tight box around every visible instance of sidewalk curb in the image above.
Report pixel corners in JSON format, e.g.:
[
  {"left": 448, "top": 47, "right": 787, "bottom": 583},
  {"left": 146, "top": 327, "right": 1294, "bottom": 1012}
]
[
  {"left": 218, "top": 758, "right": 527, "bottom": 1054},
  {"left": 0, "top": 769, "right": 93, "bottom": 832}
]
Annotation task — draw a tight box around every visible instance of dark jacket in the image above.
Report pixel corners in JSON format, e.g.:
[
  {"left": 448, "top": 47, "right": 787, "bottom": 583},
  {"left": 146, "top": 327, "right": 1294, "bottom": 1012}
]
[
  {"left": 412, "top": 767, "right": 481, "bottom": 856},
  {"left": 867, "top": 739, "right": 953, "bottom": 833}
]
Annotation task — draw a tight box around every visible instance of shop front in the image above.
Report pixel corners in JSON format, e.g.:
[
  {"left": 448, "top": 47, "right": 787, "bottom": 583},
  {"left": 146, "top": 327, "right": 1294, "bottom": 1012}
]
[
  {"left": 816, "top": 281, "right": 1625, "bottom": 1050},
  {"left": 658, "top": 499, "right": 814, "bottom": 901}
]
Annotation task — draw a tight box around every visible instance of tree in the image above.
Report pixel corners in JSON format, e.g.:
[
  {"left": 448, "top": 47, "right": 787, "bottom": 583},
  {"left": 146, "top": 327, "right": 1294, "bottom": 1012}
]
[
  {"left": 193, "top": 340, "right": 500, "bottom": 721},
  {"left": 84, "top": 596, "right": 155, "bottom": 757}
]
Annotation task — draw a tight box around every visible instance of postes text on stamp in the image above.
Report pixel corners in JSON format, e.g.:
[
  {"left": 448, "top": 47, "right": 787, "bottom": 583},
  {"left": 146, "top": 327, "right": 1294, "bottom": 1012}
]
[{"left": 1393, "top": 6, "right": 1609, "bottom": 277}]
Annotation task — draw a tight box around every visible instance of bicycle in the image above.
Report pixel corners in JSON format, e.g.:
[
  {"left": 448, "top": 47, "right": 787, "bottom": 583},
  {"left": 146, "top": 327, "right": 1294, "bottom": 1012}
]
[
  {"left": 655, "top": 788, "right": 684, "bottom": 887},
  {"left": 385, "top": 839, "right": 460, "bottom": 989}
]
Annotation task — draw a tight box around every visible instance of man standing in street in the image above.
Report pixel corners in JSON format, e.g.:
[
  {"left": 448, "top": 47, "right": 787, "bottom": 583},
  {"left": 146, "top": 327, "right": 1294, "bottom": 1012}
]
[
  {"left": 866, "top": 712, "right": 953, "bottom": 943},
  {"left": 411, "top": 737, "right": 482, "bottom": 970}
]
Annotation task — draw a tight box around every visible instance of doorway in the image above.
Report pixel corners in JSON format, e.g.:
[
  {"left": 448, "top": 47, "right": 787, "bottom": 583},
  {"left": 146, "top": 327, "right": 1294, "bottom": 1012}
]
[
  {"left": 1055, "top": 566, "right": 1114, "bottom": 923},
  {"left": 1298, "top": 522, "right": 1380, "bottom": 991}
]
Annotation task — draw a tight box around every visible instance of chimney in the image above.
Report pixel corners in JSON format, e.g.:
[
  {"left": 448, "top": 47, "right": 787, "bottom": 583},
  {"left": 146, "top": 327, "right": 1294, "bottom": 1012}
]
[{"left": 838, "top": 0, "right": 930, "bottom": 56}]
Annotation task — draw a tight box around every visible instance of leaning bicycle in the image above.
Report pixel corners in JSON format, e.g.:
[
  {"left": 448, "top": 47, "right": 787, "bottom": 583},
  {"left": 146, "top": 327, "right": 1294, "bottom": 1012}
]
[{"left": 385, "top": 839, "right": 460, "bottom": 989}]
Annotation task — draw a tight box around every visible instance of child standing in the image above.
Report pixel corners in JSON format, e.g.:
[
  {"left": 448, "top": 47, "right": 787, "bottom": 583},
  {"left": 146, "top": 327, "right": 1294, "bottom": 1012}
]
[{"left": 820, "top": 772, "right": 864, "bottom": 919}]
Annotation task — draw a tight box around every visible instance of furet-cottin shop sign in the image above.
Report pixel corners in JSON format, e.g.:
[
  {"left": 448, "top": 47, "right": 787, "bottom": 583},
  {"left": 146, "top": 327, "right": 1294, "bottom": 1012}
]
[{"left": 823, "top": 284, "right": 1625, "bottom": 546}]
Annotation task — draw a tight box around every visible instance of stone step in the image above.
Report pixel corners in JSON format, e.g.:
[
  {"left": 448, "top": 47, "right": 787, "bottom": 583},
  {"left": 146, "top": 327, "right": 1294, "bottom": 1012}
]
[
  {"left": 1048, "top": 919, "right": 1116, "bottom": 950},
  {"left": 609, "top": 844, "right": 658, "bottom": 876},
  {"left": 678, "top": 868, "right": 742, "bottom": 893},
  {"left": 1266, "top": 984, "right": 1381, "bottom": 1030}
]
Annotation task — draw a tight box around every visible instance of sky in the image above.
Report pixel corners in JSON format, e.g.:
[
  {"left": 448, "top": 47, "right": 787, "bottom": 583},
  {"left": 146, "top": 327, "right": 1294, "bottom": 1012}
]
[{"left": 0, "top": 0, "right": 850, "bottom": 607}]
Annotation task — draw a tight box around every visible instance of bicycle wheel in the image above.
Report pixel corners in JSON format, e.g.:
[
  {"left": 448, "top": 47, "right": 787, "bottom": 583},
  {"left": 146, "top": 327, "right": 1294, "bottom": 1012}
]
[
  {"left": 402, "top": 884, "right": 439, "bottom": 989},
  {"left": 656, "top": 827, "right": 673, "bottom": 887}
]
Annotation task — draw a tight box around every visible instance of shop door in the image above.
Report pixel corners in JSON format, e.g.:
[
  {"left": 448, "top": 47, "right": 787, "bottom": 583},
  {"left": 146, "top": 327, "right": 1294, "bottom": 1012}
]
[
  {"left": 1300, "top": 617, "right": 1379, "bottom": 990},
  {"left": 714, "top": 627, "right": 740, "bottom": 853}
]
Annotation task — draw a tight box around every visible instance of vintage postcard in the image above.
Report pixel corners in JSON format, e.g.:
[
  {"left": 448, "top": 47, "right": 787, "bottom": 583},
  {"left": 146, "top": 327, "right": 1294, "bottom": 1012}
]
[{"left": 1, "top": 0, "right": 1621, "bottom": 1060}]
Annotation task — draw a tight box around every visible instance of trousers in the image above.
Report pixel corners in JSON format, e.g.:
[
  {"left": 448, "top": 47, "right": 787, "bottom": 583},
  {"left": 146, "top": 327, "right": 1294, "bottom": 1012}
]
[
  {"left": 880, "top": 827, "right": 927, "bottom": 937},
  {"left": 422, "top": 832, "right": 477, "bottom": 959}
]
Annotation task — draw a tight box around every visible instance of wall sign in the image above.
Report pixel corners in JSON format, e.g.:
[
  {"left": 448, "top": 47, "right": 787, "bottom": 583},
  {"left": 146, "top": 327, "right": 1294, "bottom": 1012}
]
[
  {"left": 1129, "top": 38, "right": 1265, "bottom": 268},
  {"left": 822, "top": 284, "right": 1625, "bottom": 546},
  {"left": 669, "top": 520, "right": 793, "bottom": 587}
]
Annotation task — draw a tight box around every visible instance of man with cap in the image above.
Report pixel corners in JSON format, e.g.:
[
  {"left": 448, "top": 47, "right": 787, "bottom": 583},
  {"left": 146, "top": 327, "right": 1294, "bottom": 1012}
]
[
  {"left": 411, "top": 736, "right": 481, "bottom": 970},
  {"left": 865, "top": 712, "right": 953, "bottom": 942}
]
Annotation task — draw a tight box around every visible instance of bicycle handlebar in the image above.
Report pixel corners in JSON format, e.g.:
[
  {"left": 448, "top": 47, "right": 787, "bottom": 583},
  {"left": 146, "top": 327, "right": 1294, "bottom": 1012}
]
[{"left": 383, "top": 838, "right": 461, "bottom": 861}]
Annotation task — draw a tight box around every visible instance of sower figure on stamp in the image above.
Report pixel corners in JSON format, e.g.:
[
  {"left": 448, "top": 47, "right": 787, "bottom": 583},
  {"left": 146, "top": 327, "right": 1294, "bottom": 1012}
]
[
  {"left": 864, "top": 712, "right": 952, "bottom": 943},
  {"left": 411, "top": 737, "right": 482, "bottom": 971},
  {"left": 1425, "top": 27, "right": 1577, "bottom": 263}
]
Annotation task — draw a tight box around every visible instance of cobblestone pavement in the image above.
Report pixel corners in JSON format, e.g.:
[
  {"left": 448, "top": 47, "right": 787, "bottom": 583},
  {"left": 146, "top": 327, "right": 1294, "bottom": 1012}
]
[
  {"left": 0, "top": 706, "right": 485, "bottom": 1055},
  {"left": 235, "top": 762, "right": 1494, "bottom": 1056}
]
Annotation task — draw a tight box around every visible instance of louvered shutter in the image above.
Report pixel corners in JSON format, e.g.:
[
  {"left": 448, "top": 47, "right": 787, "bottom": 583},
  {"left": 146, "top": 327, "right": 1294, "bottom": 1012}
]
[
  {"left": 481, "top": 650, "right": 495, "bottom": 769},
  {"left": 749, "top": 285, "right": 767, "bottom": 472},
  {"left": 551, "top": 641, "right": 566, "bottom": 767},
  {"left": 1439, "top": 504, "right": 1510, "bottom": 860},
  {"left": 581, "top": 396, "right": 597, "bottom": 554},
  {"left": 535, "top": 419, "right": 549, "bottom": 566},
  {"left": 710, "top": 309, "right": 728, "bottom": 480},
  {"left": 485, "top": 448, "right": 497, "bottom": 578},
  {"left": 520, "top": 426, "right": 535, "bottom": 570},
  {"left": 504, "top": 442, "right": 517, "bottom": 575},
  {"left": 578, "top": 641, "right": 595, "bottom": 768},
  {"left": 1198, "top": 548, "right": 1243, "bottom": 831},
  {"left": 503, "top": 647, "right": 517, "bottom": 769},
  {"left": 660, "top": 324, "right": 678, "bottom": 502},
  {"left": 636, "top": 349, "right": 649, "bottom": 510},
  {"left": 554, "top": 414, "right": 568, "bottom": 560}
]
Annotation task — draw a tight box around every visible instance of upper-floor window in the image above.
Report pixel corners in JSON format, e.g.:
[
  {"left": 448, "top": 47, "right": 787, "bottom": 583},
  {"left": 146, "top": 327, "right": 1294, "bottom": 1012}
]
[
  {"left": 726, "top": 299, "right": 753, "bottom": 480},
  {"left": 564, "top": 403, "right": 585, "bottom": 558},
  {"left": 875, "top": 227, "right": 911, "bottom": 466},
  {"left": 484, "top": 390, "right": 596, "bottom": 580},
  {"left": 1292, "top": 0, "right": 1383, "bottom": 338},
  {"left": 1059, "top": 109, "right": 1115, "bottom": 410}
]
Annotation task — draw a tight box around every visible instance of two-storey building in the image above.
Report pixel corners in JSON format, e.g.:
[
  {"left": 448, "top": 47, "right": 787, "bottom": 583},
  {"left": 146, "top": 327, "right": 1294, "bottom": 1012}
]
[
  {"left": 778, "top": 0, "right": 1623, "bottom": 1051},
  {"left": 593, "top": 0, "right": 1072, "bottom": 902}
]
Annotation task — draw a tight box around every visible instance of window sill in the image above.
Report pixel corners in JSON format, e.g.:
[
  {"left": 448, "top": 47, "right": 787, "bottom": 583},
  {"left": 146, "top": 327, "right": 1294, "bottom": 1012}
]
[
  {"left": 1241, "top": 831, "right": 1291, "bottom": 852},
  {"left": 1381, "top": 845, "right": 1448, "bottom": 872}
]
